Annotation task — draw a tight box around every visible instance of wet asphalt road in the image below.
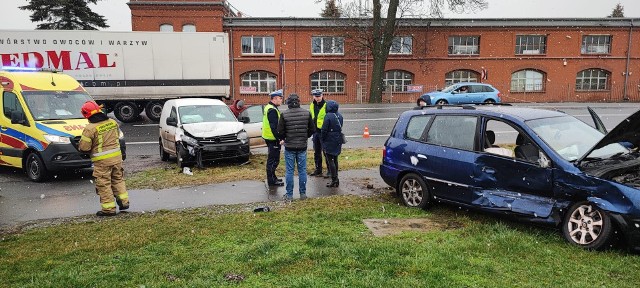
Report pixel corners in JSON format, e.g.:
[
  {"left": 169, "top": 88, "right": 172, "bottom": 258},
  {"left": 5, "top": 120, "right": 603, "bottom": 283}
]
[{"left": 0, "top": 102, "right": 638, "bottom": 226}]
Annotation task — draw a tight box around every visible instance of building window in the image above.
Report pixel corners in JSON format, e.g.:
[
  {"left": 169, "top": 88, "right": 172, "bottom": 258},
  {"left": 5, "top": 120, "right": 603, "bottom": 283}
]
[
  {"left": 310, "top": 71, "right": 345, "bottom": 93},
  {"left": 159, "top": 24, "right": 173, "bottom": 32},
  {"left": 182, "top": 24, "right": 196, "bottom": 32},
  {"left": 241, "top": 36, "right": 275, "bottom": 54},
  {"left": 445, "top": 70, "right": 479, "bottom": 86},
  {"left": 448, "top": 36, "right": 480, "bottom": 55},
  {"left": 515, "top": 35, "right": 546, "bottom": 55},
  {"left": 240, "top": 71, "right": 277, "bottom": 93},
  {"left": 511, "top": 70, "right": 545, "bottom": 92},
  {"left": 384, "top": 70, "right": 413, "bottom": 92},
  {"left": 390, "top": 36, "right": 412, "bottom": 54},
  {"left": 581, "top": 35, "right": 611, "bottom": 54},
  {"left": 311, "top": 36, "right": 344, "bottom": 55},
  {"left": 576, "top": 69, "right": 610, "bottom": 91}
]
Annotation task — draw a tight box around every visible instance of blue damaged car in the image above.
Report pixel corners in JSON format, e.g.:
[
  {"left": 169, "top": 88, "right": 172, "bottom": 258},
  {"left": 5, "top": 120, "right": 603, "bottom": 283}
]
[{"left": 380, "top": 104, "right": 640, "bottom": 250}]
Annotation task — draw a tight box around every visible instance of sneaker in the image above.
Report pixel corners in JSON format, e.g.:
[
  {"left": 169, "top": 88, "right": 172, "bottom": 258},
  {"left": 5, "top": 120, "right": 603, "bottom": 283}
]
[
  {"left": 300, "top": 194, "right": 308, "bottom": 200},
  {"left": 282, "top": 194, "right": 293, "bottom": 201},
  {"left": 96, "top": 211, "right": 116, "bottom": 217}
]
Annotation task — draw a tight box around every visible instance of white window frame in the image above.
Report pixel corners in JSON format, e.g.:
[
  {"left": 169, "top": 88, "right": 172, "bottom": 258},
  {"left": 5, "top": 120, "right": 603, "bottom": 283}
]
[
  {"left": 390, "top": 36, "right": 413, "bottom": 55},
  {"left": 159, "top": 24, "right": 173, "bottom": 32},
  {"left": 241, "top": 36, "right": 275, "bottom": 55},
  {"left": 448, "top": 36, "right": 480, "bottom": 55},
  {"left": 311, "top": 36, "right": 345, "bottom": 55},
  {"left": 240, "top": 71, "right": 277, "bottom": 93},
  {"left": 445, "top": 70, "right": 479, "bottom": 86},
  {"left": 384, "top": 70, "right": 414, "bottom": 92},
  {"left": 581, "top": 35, "right": 611, "bottom": 54},
  {"left": 511, "top": 70, "right": 545, "bottom": 92},
  {"left": 576, "top": 69, "right": 610, "bottom": 91},
  {"left": 515, "top": 35, "right": 546, "bottom": 55},
  {"left": 182, "top": 24, "right": 196, "bottom": 32},
  {"left": 310, "top": 71, "right": 346, "bottom": 93}
]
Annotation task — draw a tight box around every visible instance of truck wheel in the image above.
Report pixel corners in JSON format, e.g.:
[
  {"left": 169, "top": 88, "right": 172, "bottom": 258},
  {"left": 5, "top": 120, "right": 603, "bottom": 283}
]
[
  {"left": 145, "top": 101, "right": 164, "bottom": 122},
  {"left": 25, "top": 152, "right": 50, "bottom": 182},
  {"left": 113, "top": 102, "right": 139, "bottom": 123}
]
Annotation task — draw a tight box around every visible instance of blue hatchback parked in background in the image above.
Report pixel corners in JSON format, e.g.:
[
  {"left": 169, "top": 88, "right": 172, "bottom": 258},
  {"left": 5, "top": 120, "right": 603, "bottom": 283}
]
[
  {"left": 417, "top": 82, "right": 502, "bottom": 106},
  {"left": 380, "top": 104, "right": 640, "bottom": 251}
]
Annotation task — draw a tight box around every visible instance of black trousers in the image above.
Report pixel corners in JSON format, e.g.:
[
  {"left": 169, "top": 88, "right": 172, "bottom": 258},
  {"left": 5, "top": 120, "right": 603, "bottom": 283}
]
[
  {"left": 312, "top": 132, "right": 328, "bottom": 173},
  {"left": 265, "top": 139, "right": 281, "bottom": 184},
  {"left": 326, "top": 154, "right": 339, "bottom": 182}
]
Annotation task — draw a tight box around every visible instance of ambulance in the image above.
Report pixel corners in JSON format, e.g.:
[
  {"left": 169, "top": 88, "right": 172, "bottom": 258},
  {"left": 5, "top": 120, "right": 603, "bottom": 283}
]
[{"left": 0, "top": 67, "right": 125, "bottom": 182}]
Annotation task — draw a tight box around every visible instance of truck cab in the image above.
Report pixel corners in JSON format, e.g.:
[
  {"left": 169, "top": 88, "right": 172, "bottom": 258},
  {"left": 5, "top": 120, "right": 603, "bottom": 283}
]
[{"left": 0, "top": 68, "right": 125, "bottom": 181}]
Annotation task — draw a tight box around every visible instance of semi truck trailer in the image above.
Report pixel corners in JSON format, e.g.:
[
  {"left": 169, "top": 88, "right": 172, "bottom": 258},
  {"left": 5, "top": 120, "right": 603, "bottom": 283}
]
[{"left": 0, "top": 30, "right": 230, "bottom": 122}]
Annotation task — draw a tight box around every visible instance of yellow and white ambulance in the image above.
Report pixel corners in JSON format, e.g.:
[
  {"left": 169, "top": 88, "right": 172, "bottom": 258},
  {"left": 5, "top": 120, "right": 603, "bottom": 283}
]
[{"left": 0, "top": 67, "right": 124, "bottom": 181}]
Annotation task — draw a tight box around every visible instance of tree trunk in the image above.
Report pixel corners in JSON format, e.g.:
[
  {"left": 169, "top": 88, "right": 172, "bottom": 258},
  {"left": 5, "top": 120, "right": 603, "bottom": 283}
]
[{"left": 367, "top": 0, "right": 399, "bottom": 103}]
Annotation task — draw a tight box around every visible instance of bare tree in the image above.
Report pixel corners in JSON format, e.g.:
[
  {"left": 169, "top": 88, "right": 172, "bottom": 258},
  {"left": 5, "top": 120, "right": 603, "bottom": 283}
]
[
  {"left": 319, "top": 0, "right": 487, "bottom": 103},
  {"left": 608, "top": 3, "right": 624, "bottom": 18}
]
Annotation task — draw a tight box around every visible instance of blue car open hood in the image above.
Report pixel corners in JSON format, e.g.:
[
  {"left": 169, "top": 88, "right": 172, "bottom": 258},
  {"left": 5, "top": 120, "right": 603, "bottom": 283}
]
[{"left": 577, "top": 108, "right": 640, "bottom": 164}]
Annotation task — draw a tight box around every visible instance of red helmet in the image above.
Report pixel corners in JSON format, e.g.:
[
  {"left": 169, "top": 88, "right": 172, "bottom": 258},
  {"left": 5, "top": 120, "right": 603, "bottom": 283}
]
[{"left": 81, "top": 101, "right": 101, "bottom": 119}]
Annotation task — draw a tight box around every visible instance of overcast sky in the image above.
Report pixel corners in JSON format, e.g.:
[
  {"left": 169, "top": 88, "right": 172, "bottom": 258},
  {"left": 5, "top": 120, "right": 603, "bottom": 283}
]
[{"left": 1, "top": 0, "right": 638, "bottom": 31}]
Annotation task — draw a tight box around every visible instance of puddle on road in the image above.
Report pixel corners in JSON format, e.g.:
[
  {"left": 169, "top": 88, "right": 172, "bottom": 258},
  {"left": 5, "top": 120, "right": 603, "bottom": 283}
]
[{"left": 363, "top": 218, "right": 463, "bottom": 236}]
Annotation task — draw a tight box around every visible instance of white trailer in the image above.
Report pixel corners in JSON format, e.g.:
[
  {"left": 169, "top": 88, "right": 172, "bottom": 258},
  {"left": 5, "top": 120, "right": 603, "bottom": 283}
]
[{"left": 0, "top": 30, "right": 230, "bottom": 122}]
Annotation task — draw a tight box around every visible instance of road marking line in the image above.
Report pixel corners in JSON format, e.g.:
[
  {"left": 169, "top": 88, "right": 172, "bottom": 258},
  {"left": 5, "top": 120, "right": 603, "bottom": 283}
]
[{"left": 133, "top": 124, "right": 159, "bottom": 127}]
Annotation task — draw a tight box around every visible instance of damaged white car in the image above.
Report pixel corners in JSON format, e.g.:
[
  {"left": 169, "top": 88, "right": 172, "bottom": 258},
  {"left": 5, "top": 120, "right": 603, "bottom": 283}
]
[{"left": 158, "top": 98, "right": 250, "bottom": 167}]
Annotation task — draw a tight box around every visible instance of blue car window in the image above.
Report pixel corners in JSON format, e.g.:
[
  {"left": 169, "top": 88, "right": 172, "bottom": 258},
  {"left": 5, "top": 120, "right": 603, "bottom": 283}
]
[
  {"left": 405, "top": 115, "right": 432, "bottom": 140},
  {"left": 426, "top": 115, "right": 477, "bottom": 150}
]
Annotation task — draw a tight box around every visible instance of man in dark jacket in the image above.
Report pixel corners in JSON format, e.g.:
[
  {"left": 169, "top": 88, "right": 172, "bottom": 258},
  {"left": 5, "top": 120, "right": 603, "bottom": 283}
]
[{"left": 277, "top": 94, "right": 315, "bottom": 200}]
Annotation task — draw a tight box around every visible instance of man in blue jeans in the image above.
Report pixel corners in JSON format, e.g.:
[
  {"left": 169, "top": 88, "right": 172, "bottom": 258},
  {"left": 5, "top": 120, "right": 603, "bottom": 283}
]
[{"left": 277, "top": 94, "right": 315, "bottom": 200}]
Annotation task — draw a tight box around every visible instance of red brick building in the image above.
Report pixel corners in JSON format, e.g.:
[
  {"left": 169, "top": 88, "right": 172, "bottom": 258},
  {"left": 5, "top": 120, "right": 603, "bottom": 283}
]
[{"left": 128, "top": 0, "right": 640, "bottom": 104}]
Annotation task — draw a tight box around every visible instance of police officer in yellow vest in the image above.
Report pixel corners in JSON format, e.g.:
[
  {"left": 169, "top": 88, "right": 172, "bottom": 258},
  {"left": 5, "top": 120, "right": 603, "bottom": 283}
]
[
  {"left": 309, "top": 89, "right": 329, "bottom": 177},
  {"left": 78, "top": 101, "right": 129, "bottom": 217},
  {"left": 262, "top": 89, "right": 284, "bottom": 186}
]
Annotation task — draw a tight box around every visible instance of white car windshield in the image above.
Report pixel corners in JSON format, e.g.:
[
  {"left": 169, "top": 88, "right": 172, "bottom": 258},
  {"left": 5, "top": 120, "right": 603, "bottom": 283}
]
[
  {"left": 178, "top": 105, "right": 236, "bottom": 124},
  {"left": 23, "top": 91, "right": 93, "bottom": 120},
  {"left": 527, "top": 116, "right": 628, "bottom": 161}
]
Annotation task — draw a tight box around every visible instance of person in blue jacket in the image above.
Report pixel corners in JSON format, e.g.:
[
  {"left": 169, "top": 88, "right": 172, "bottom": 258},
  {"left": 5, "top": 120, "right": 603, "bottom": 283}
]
[{"left": 320, "top": 100, "right": 344, "bottom": 187}]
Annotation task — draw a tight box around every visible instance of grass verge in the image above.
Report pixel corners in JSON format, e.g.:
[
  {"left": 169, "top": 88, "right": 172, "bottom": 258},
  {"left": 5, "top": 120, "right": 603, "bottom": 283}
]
[
  {"left": 1, "top": 194, "right": 638, "bottom": 287},
  {"left": 126, "top": 148, "right": 381, "bottom": 190}
]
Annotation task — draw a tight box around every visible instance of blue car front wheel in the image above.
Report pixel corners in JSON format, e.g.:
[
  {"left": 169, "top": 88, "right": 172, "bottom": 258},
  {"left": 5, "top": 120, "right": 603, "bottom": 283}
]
[{"left": 562, "top": 201, "right": 614, "bottom": 250}]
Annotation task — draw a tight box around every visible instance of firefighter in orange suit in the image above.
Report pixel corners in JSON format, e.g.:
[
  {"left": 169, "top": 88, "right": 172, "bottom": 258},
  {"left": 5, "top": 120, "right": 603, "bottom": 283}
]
[{"left": 78, "top": 101, "right": 129, "bottom": 217}]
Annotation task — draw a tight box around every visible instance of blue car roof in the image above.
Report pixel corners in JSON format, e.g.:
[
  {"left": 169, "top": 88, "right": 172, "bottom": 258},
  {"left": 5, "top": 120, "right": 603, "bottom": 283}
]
[{"left": 407, "top": 105, "right": 567, "bottom": 122}]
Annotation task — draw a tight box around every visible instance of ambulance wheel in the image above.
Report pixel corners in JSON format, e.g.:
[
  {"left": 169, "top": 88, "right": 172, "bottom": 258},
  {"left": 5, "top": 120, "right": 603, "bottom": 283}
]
[
  {"left": 145, "top": 101, "right": 164, "bottom": 122},
  {"left": 26, "top": 152, "right": 50, "bottom": 182},
  {"left": 113, "top": 102, "right": 139, "bottom": 123}
]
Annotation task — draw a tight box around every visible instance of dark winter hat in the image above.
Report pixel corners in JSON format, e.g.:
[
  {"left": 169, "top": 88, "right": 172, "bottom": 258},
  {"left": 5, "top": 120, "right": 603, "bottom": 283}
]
[{"left": 286, "top": 93, "right": 300, "bottom": 105}]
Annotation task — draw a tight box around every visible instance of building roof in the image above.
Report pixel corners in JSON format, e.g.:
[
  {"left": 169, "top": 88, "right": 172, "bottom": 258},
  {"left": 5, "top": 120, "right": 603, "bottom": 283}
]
[{"left": 223, "top": 17, "right": 638, "bottom": 28}]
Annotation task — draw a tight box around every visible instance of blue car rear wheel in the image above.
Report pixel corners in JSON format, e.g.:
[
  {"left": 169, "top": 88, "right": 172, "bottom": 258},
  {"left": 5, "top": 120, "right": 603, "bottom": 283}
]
[{"left": 398, "top": 174, "right": 431, "bottom": 209}]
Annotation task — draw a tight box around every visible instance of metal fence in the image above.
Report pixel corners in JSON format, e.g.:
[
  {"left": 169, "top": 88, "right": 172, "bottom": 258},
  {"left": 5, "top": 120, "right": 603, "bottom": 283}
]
[{"left": 237, "top": 81, "right": 640, "bottom": 105}]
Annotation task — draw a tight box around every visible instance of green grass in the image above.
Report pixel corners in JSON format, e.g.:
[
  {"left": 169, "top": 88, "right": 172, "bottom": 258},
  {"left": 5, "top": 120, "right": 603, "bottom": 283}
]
[
  {"left": 127, "top": 148, "right": 382, "bottom": 190},
  {"left": 1, "top": 195, "right": 638, "bottom": 287}
]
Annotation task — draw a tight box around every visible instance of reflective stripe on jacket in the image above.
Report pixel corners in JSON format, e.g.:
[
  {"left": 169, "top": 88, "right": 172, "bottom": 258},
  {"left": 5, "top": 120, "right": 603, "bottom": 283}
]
[
  {"left": 79, "top": 118, "right": 122, "bottom": 163},
  {"left": 261, "top": 104, "right": 280, "bottom": 140}
]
